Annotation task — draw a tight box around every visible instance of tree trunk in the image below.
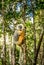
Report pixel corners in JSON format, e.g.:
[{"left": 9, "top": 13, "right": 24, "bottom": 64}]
[
  {"left": 33, "top": 11, "right": 36, "bottom": 65},
  {"left": 2, "top": 0, "right": 6, "bottom": 65},
  {"left": 1, "top": 20, "right": 6, "bottom": 65},
  {"left": 33, "top": 30, "right": 44, "bottom": 65},
  {"left": 30, "top": 0, "right": 37, "bottom": 65},
  {"left": 22, "top": 1, "right": 27, "bottom": 65},
  {"left": 11, "top": 35, "right": 16, "bottom": 65},
  {"left": 8, "top": 45, "right": 11, "bottom": 65},
  {"left": 19, "top": 42, "right": 27, "bottom": 65},
  {"left": 3, "top": 31, "right": 6, "bottom": 65},
  {"left": 42, "top": 39, "right": 44, "bottom": 65}
]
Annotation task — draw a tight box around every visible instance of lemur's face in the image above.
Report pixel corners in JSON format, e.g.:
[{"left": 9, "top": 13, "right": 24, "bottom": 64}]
[
  {"left": 16, "top": 24, "right": 24, "bottom": 30},
  {"left": 18, "top": 25, "right": 22, "bottom": 31}
]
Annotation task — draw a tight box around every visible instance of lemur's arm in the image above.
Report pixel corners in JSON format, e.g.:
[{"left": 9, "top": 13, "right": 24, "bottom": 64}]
[{"left": 14, "top": 30, "right": 19, "bottom": 41}]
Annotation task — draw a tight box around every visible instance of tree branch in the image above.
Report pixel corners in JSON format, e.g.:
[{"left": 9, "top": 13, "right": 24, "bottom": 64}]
[{"left": 33, "top": 29, "right": 44, "bottom": 65}]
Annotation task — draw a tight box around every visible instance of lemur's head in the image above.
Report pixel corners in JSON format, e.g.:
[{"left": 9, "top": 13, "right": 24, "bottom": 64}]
[{"left": 16, "top": 24, "right": 24, "bottom": 31}]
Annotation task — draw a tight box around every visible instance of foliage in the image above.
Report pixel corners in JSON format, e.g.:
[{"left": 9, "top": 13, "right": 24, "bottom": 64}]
[{"left": 0, "top": 0, "right": 44, "bottom": 65}]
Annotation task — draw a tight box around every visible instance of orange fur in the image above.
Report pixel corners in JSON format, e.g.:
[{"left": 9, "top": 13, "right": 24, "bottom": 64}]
[{"left": 18, "top": 30, "right": 25, "bottom": 45}]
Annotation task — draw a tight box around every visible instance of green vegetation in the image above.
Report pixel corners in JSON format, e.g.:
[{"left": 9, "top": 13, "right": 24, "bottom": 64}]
[{"left": 0, "top": 0, "right": 44, "bottom": 65}]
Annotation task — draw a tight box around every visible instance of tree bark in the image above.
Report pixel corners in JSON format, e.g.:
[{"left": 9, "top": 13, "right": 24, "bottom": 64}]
[
  {"left": 42, "top": 39, "right": 44, "bottom": 65},
  {"left": 2, "top": 0, "right": 6, "bottom": 65},
  {"left": 33, "top": 30, "right": 44, "bottom": 65},
  {"left": 30, "top": 0, "right": 36, "bottom": 65},
  {"left": 22, "top": 1, "right": 27, "bottom": 65}
]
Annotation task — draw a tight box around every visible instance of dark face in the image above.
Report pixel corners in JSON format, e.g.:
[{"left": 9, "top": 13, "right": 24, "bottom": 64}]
[{"left": 18, "top": 25, "right": 22, "bottom": 30}]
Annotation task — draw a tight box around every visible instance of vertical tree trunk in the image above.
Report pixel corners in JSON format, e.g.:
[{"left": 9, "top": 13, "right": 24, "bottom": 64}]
[
  {"left": 22, "top": 43, "right": 27, "bottom": 65},
  {"left": 30, "top": 0, "right": 36, "bottom": 64},
  {"left": 40, "top": 9, "right": 44, "bottom": 65},
  {"left": 8, "top": 45, "right": 11, "bottom": 65},
  {"left": 40, "top": 41, "right": 44, "bottom": 65},
  {"left": 19, "top": 43, "right": 27, "bottom": 65},
  {"left": 11, "top": 46, "right": 16, "bottom": 65},
  {"left": 42, "top": 39, "right": 44, "bottom": 65},
  {"left": 11, "top": 35, "right": 16, "bottom": 65},
  {"left": 22, "top": 1, "right": 27, "bottom": 65},
  {"left": 3, "top": 30, "right": 6, "bottom": 65},
  {"left": 33, "top": 11, "right": 36, "bottom": 65},
  {"left": 2, "top": 0, "right": 6, "bottom": 65}
]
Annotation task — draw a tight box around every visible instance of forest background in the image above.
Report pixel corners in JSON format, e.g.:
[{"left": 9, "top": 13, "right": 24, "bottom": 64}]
[{"left": 0, "top": 0, "right": 44, "bottom": 65}]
